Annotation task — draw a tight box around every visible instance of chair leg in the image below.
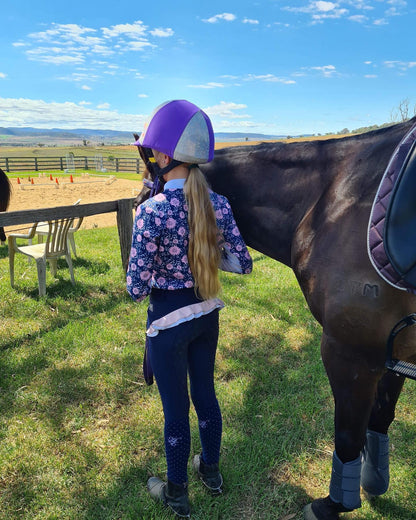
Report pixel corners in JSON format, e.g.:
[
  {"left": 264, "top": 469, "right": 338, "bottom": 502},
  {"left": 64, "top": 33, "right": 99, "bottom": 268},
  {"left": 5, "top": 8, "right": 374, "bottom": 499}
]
[
  {"left": 68, "top": 234, "right": 77, "bottom": 257},
  {"left": 49, "top": 258, "right": 58, "bottom": 277},
  {"left": 8, "top": 238, "right": 15, "bottom": 287},
  {"left": 36, "top": 259, "right": 47, "bottom": 296},
  {"left": 65, "top": 253, "right": 76, "bottom": 286}
]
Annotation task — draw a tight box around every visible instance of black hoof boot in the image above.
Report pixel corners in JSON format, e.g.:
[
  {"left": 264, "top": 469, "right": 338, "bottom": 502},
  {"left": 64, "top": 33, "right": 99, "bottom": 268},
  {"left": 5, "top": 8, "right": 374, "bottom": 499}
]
[
  {"left": 147, "top": 477, "right": 190, "bottom": 518},
  {"left": 303, "top": 496, "right": 353, "bottom": 520}
]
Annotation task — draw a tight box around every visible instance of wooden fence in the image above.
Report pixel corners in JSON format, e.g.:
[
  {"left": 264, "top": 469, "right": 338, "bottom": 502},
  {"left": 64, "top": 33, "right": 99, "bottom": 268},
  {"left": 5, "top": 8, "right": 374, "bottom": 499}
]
[
  {"left": 0, "top": 156, "right": 144, "bottom": 174},
  {"left": 0, "top": 199, "right": 135, "bottom": 272}
]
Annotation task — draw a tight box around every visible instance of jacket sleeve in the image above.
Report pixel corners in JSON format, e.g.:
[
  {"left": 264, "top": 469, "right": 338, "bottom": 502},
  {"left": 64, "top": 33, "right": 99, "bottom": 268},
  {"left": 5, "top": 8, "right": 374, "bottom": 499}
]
[
  {"left": 214, "top": 196, "right": 253, "bottom": 275},
  {"left": 126, "top": 204, "right": 160, "bottom": 301}
]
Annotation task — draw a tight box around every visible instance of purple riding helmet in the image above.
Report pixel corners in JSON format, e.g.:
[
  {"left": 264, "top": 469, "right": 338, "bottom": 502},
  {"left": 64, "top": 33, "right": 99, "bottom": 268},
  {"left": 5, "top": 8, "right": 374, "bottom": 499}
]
[{"left": 134, "top": 100, "right": 215, "bottom": 182}]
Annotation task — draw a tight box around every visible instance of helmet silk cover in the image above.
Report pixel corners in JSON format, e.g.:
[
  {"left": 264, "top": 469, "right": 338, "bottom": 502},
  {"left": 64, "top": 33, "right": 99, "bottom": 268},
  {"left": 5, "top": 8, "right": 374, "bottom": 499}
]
[{"left": 138, "top": 100, "right": 214, "bottom": 164}]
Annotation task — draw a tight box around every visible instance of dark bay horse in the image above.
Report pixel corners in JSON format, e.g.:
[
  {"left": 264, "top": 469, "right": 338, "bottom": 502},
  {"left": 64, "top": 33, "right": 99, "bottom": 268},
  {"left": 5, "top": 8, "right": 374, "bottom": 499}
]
[
  {"left": 0, "top": 168, "right": 11, "bottom": 242},
  {"left": 134, "top": 117, "right": 416, "bottom": 519}
]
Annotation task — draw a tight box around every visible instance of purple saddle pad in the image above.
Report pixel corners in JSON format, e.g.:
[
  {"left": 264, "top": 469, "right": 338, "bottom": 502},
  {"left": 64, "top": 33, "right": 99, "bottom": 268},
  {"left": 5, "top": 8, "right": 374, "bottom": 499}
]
[{"left": 368, "top": 123, "right": 416, "bottom": 294}]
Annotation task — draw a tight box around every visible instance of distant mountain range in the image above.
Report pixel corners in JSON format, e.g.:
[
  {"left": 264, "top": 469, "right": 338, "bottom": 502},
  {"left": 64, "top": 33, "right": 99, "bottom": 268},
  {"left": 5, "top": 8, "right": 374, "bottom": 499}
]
[{"left": 0, "top": 127, "right": 291, "bottom": 146}]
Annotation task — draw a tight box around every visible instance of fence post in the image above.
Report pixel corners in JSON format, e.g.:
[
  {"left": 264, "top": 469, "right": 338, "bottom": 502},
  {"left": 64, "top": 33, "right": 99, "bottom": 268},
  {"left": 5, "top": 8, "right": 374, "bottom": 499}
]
[
  {"left": 84, "top": 157, "right": 88, "bottom": 170},
  {"left": 116, "top": 198, "right": 134, "bottom": 272},
  {"left": 136, "top": 158, "right": 140, "bottom": 174},
  {"left": 34, "top": 157, "right": 38, "bottom": 171},
  {"left": 60, "top": 157, "right": 64, "bottom": 170},
  {"left": 5, "top": 157, "right": 9, "bottom": 172}
]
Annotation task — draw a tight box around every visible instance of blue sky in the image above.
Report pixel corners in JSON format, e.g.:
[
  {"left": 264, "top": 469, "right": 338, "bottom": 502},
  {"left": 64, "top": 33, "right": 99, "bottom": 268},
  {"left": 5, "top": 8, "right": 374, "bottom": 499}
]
[{"left": 0, "top": 0, "right": 414, "bottom": 135}]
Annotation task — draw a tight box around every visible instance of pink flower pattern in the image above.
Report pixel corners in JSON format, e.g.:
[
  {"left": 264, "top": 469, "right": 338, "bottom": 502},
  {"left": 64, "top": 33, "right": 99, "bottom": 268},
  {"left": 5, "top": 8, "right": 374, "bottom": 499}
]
[{"left": 127, "top": 188, "right": 252, "bottom": 301}]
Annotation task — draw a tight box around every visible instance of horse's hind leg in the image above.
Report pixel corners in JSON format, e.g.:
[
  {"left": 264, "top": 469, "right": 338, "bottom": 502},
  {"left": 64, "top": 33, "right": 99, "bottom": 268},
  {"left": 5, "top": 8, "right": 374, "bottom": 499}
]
[
  {"left": 361, "top": 371, "right": 405, "bottom": 497},
  {"left": 304, "top": 333, "right": 382, "bottom": 520}
]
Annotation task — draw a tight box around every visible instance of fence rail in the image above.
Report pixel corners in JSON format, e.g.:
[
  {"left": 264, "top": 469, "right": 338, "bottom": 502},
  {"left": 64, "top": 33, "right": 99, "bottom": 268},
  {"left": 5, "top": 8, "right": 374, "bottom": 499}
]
[
  {"left": 0, "top": 199, "right": 135, "bottom": 272},
  {"left": 0, "top": 156, "right": 144, "bottom": 174}
]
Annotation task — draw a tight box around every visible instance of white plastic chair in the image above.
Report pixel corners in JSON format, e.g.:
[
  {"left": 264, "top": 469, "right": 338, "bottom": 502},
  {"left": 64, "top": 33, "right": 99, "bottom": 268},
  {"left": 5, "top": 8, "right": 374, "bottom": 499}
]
[
  {"left": 8, "top": 218, "right": 75, "bottom": 296},
  {"left": 35, "top": 199, "right": 83, "bottom": 256}
]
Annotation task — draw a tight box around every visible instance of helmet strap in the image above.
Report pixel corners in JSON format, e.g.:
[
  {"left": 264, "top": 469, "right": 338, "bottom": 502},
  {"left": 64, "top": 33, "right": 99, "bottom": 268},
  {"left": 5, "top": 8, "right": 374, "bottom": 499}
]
[{"left": 154, "top": 159, "right": 184, "bottom": 180}]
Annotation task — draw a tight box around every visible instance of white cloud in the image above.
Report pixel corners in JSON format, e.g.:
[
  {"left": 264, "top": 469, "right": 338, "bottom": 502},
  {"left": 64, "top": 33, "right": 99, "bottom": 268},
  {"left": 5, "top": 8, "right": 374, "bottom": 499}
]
[
  {"left": 314, "top": 1, "right": 338, "bottom": 12},
  {"left": 81, "top": 85, "right": 92, "bottom": 90},
  {"left": 245, "top": 73, "right": 296, "bottom": 84},
  {"left": 26, "top": 49, "right": 85, "bottom": 65},
  {"left": 214, "top": 119, "right": 258, "bottom": 129},
  {"left": 202, "top": 13, "right": 237, "bottom": 23},
  {"left": 203, "top": 101, "right": 248, "bottom": 118},
  {"left": 0, "top": 73, "right": 7, "bottom": 79},
  {"left": 283, "top": 1, "right": 348, "bottom": 22},
  {"left": 97, "top": 103, "right": 110, "bottom": 109},
  {"left": 16, "top": 20, "right": 168, "bottom": 68},
  {"left": 0, "top": 97, "right": 147, "bottom": 131},
  {"left": 384, "top": 60, "right": 416, "bottom": 71},
  {"left": 374, "top": 18, "right": 388, "bottom": 25},
  {"left": 308, "top": 64, "right": 338, "bottom": 77},
  {"left": 138, "top": 94, "right": 148, "bottom": 98},
  {"left": 242, "top": 18, "right": 260, "bottom": 24},
  {"left": 102, "top": 21, "right": 147, "bottom": 38},
  {"left": 188, "top": 82, "right": 225, "bottom": 89},
  {"left": 149, "top": 28, "right": 174, "bottom": 37},
  {"left": 387, "top": 0, "right": 407, "bottom": 6},
  {"left": 129, "top": 41, "right": 155, "bottom": 51},
  {"left": 349, "top": 14, "right": 368, "bottom": 22},
  {"left": 364, "top": 74, "right": 378, "bottom": 78}
]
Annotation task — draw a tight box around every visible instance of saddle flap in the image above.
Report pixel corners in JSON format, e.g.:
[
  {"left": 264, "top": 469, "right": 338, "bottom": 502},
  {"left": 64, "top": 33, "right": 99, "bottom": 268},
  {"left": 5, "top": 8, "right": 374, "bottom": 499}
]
[{"left": 384, "top": 141, "right": 416, "bottom": 286}]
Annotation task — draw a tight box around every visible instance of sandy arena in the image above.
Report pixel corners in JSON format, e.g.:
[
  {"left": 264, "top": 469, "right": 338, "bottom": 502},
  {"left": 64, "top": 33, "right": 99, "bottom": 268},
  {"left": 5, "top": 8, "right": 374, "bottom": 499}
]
[{"left": 5, "top": 175, "right": 142, "bottom": 234}]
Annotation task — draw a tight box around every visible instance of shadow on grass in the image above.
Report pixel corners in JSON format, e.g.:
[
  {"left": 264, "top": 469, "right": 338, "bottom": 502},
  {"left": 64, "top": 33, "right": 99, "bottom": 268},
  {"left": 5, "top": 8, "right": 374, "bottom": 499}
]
[{"left": 0, "top": 243, "right": 8, "bottom": 259}]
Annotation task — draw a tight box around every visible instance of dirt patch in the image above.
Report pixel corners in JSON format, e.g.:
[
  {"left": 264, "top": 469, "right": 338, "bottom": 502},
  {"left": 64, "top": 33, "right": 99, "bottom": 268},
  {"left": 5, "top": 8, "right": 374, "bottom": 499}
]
[{"left": 6, "top": 175, "right": 142, "bottom": 233}]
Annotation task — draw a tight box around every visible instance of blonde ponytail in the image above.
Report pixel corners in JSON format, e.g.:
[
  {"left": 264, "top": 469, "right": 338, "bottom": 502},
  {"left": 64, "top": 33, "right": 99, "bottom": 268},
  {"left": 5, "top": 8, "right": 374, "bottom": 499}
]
[{"left": 184, "top": 167, "right": 221, "bottom": 300}]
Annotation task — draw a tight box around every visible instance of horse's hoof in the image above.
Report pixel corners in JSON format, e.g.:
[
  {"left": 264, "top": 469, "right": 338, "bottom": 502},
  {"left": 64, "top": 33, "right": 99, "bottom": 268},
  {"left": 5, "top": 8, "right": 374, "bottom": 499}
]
[
  {"left": 303, "top": 496, "right": 353, "bottom": 520},
  {"left": 362, "top": 489, "right": 376, "bottom": 501},
  {"left": 303, "top": 503, "right": 319, "bottom": 520}
]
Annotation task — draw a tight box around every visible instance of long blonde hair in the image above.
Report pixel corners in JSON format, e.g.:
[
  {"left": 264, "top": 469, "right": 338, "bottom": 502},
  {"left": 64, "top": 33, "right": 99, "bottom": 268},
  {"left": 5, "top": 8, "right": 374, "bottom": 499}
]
[{"left": 184, "top": 166, "right": 221, "bottom": 299}]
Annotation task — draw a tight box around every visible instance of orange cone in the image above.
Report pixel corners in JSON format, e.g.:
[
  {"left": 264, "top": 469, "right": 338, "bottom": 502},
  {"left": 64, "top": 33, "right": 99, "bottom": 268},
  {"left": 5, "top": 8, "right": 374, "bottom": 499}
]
[
  {"left": 70, "top": 174, "right": 73, "bottom": 183},
  {"left": 50, "top": 174, "right": 53, "bottom": 181},
  {"left": 31, "top": 178, "right": 34, "bottom": 184},
  {"left": 17, "top": 177, "right": 20, "bottom": 184},
  {"left": 55, "top": 177, "right": 59, "bottom": 185}
]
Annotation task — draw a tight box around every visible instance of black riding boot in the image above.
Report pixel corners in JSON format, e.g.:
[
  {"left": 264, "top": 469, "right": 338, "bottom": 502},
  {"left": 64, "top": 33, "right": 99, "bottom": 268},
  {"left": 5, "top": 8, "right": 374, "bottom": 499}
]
[
  {"left": 192, "top": 454, "right": 223, "bottom": 494},
  {"left": 147, "top": 477, "right": 190, "bottom": 518}
]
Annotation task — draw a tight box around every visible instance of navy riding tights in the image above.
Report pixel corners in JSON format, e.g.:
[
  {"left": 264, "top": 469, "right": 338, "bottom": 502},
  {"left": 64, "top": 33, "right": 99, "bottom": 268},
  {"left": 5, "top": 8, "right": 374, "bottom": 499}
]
[{"left": 147, "top": 289, "right": 222, "bottom": 485}]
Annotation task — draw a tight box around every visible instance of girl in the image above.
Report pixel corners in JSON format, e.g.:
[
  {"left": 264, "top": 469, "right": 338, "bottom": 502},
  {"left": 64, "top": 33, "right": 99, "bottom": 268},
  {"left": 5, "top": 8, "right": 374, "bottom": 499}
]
[{"left": 127, "top": 100, "right": 252, "bottom": 517}]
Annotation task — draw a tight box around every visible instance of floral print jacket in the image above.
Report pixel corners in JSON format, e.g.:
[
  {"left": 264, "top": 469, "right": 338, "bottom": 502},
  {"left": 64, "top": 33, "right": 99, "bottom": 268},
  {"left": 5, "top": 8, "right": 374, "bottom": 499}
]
[{"left": 127, "top": 186, "right": 252, "bottom": 302}]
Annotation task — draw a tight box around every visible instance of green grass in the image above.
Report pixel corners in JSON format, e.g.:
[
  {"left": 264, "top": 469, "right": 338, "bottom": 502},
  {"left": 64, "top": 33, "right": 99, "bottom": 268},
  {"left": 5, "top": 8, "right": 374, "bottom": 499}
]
[{"left": 0, "top": 230, "right": 415, "bottom": 519}]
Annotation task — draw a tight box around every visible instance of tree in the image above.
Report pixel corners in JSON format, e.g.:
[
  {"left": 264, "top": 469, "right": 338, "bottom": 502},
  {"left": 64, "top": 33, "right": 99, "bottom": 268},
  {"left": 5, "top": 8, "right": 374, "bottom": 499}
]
[{"left": 390, "top": 98, "right": 415, "bottom": 122}]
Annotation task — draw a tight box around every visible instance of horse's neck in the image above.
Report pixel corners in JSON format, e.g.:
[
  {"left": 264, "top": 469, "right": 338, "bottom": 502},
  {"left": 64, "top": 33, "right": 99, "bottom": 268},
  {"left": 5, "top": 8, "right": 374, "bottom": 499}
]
[
  {"left": 205, "top": 143, "right": 337, "bottom": 265},
  {"left": 205, "top": 122, "right": 414, "bottom": 266}
]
